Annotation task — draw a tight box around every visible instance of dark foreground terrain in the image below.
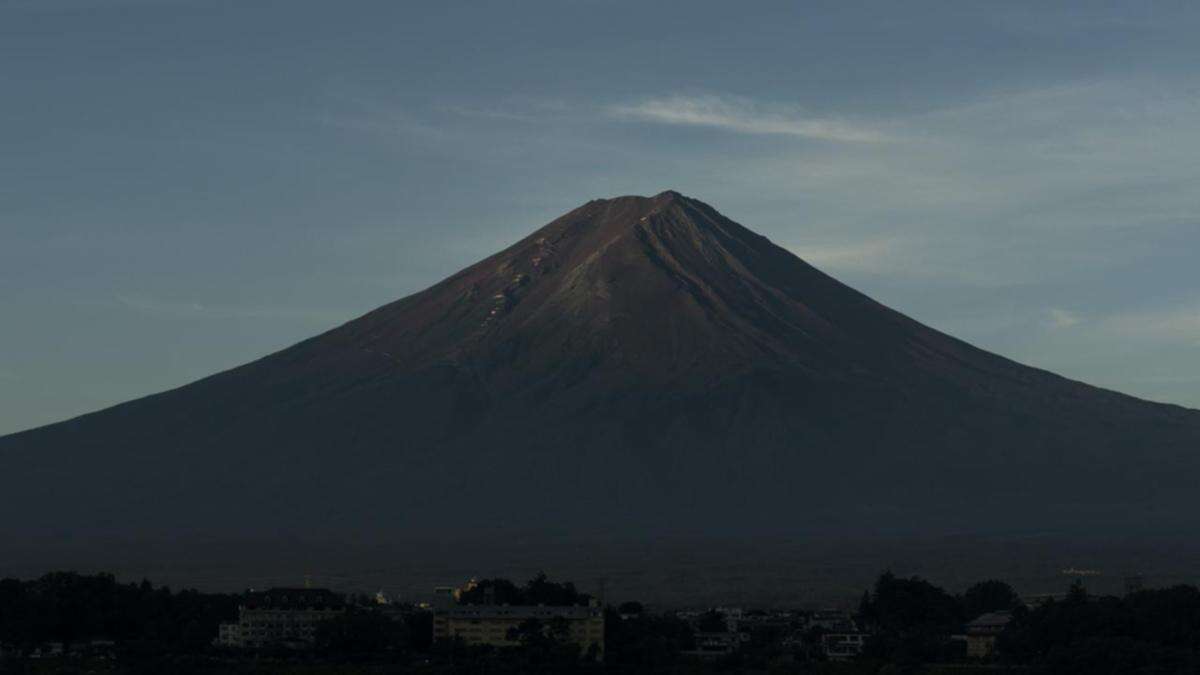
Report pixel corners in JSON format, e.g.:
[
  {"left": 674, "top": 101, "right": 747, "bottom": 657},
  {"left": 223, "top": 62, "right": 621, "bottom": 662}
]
[{"left": 3, "top": 569, "right": 1199, "bottom": 674}]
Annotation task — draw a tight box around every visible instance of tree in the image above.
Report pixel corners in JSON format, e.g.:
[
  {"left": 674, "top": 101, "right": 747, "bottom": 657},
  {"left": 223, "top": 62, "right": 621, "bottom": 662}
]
[
  {"left": 457, "top": 573, "right": 591, "bottom": 607},
  {"left": 867, "top": 571, "right": 962, "bottom": 634},
  {"left": 697, "top": 609, "right": 728, "bottom": 633},
  {"left": 0, "top": 572, "right": 238, "bottom": 658},
  {"left": 406, "top": 610, "right": 433, "bottom": 651},
  {"left": 507, "top": 618, "right": 547, "bottom": 648},
  {"left": 857, "top": 590, "right": 873, "bottom": 626},
  {"left": 505, "top": 617, "right": 581, "bottom": 665},
  {"left": 999, "top": 583, "right": 1200, "bottom": 673},
  {"left": 604, "top": 606, "right": 695, "bottom": 667},
  {"left": 314, "top": 607, "right": 406, "bottom": 657},
  {"left": 962, "top": 580, "right": 1021, "bottom": 619},
  {"left": 860, "top": 572, "right": 965, "bottom": 666},
  {"left": 617, "top": 601, "right": 644, "bottom": 615}
]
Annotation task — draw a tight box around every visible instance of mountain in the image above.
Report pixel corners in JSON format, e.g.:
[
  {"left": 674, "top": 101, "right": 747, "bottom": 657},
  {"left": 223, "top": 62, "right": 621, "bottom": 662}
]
[{"left": 3, "top": 191, "right": 1199, "bottom": 545}]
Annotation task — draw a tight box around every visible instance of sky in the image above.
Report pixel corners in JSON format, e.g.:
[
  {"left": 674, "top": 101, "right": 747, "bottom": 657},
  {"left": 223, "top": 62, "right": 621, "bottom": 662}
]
[{"left": 2, "top": 0, "right": 1199, "bottom": 435}]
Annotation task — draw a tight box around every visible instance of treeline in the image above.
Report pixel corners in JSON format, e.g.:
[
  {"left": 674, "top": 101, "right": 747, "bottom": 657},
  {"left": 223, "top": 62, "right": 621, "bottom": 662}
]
[
  {"left": 858, "top": 571, "right": 1023, "bottom": 663},
  {"left": 0, "top": 572, "right": 237, "bottom": 655},
  {"left": 4, "top": 570, "right": 1200, "bottom": 673},
  {"left": 456, "top": 572, "right": 592, "bottom": 606},
  {"left": 312, "top": 606, "right": 429, "bottom": 657},
  {"left": 857, "top": 571, "right": 1200, "bottom": 674},
  {"left": 1002, "top": 582, "right": 1200, "bottom": 674}
]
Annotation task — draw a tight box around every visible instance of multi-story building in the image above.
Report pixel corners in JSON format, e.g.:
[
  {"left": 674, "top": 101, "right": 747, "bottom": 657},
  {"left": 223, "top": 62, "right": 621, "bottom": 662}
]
[
  {"left": 965, "top": 611, "right": 1012, "bottom": 659},
  {"left": 822, "top": 632, "right": 867, "bottom": 660},
  {"left": 808, "top": 609, "right": 858, "bottom": 633},
  {"left": 216, "top": 588, "right": 345, "bottom": 649},
  {"left": 431, "top": 586, "right": 604, "bottom": 659},
  {"left": 677, "top": 607, "right": 749, "bottom": 658}
]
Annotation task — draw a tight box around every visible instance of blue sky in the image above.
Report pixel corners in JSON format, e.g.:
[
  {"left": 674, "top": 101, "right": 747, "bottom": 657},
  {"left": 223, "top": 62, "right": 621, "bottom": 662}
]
[{"left": 3, "top": 0, "right": 1199, "bottom": 434}]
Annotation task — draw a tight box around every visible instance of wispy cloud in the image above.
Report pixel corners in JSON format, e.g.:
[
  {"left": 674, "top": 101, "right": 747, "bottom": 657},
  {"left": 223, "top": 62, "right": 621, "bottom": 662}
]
[
  {"left": 315, "top": 86, "right": 451, "bottom": 144},
  {"left": 438, "top": 104, "right": 540, "bottom": 123},
  {"left": 1101, "top": 302, "right": 1200, "bottom": 345},
  {"left": 437, "top": 98, "right": 573, "bottom": 124},
  {"left": 1047, "top": 308, "right": 1084, "bottom": 329},
  {"left": 610, "top": 94, "right": 889, "bottom": 143},
  {"left": 696, "top": 79, "right": 1200, "bottom": 288},
  {"left": 792, "top": 237, "right": 900, "bottom": 272}
]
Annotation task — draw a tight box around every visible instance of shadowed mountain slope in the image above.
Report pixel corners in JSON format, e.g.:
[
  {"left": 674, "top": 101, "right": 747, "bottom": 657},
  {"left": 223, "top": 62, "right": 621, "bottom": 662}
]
[{"left": 3, "top": 191, "right": 1199, "bottom": 542}]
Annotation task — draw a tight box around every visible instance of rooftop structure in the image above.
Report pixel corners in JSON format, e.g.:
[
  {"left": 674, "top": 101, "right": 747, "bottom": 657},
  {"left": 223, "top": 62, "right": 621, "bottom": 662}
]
[
  {"left": 965, "top": 611, "right": 1013, "bottom": 659},
  {"left": 216, "top": 588, "right": 345, "bottom": 650},
  {"left": 431, "top": 582, "right": 604, "bottom": 660}
]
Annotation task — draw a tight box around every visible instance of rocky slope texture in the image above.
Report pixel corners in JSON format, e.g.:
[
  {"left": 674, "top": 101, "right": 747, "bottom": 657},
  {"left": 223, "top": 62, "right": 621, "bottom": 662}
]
[{"left": 3, "top": 191, "right": 1198, "bottom": 541}]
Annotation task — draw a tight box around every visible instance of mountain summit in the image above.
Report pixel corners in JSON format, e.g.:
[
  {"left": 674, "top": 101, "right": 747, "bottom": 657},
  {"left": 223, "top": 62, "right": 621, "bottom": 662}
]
[{"left": 3, "top": 192, "right": 1199, "bottom": 542}]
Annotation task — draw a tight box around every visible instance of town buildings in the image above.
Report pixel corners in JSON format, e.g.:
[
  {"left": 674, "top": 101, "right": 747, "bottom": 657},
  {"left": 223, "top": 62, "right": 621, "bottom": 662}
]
[
  {"left": 808, "top": 608, "right": 858, "bottom": 633},
  {"left": 683, "top": 631, "right": 742, "bottom": 657},
  {"left": 822, "top": 631, "right": 867, "bottom": 660},
  {"left": 676, "top": 607, "right": 749, "bottom": 658},
  {"left": 808, "top": 610, "right": 867, "bottom": 660},
  {"left": 216, "top": 588, "right": 344, "bottom": 649},
  {"left": 430, "top": 584, "right": 605, "bottom": 659}
]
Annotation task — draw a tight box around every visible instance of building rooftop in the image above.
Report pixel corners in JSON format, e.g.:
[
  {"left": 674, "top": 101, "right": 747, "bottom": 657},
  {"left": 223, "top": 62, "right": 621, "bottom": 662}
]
[
  {"left": 439, "top": 605, "right": 600, "bottom": 620},
  {"left": 243, "top": 588, "right": 344, "bottom": 611},
  {"left": 967, "top": 611, "right": 1013, "bottom": 631}
]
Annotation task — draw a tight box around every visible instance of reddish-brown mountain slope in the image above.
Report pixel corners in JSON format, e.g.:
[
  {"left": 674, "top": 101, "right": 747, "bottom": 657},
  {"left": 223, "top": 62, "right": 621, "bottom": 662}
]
[{"left": 2, "top": 191, "right": 1198, "bottom": 541}]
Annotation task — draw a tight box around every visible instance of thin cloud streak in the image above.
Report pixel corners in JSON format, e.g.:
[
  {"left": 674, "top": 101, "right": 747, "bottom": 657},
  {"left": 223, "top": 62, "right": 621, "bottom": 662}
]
[
  {"left": 704, "top": 79, "right": 1200, "bottom": 285},
  {"left": 611, "top": 95, "right": 889, "bottom": 143},
  {"left": 792, "top": 238, "right": 900, "bottom": 272},
  {"left": 1101, "top": 301, "right": 1200, "bottom": 344},
  {"left": 1048, "top": 308, "right": 1084, "bottom": 329}
]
